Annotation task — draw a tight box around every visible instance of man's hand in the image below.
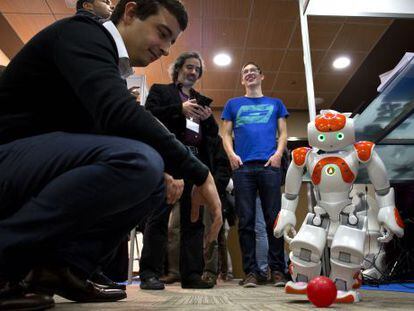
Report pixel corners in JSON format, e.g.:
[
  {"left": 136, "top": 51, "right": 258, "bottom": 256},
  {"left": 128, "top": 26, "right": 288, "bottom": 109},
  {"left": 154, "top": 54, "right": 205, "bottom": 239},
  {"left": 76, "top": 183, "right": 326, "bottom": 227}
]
[
  {"left": 265, "top": 152, "right": 282, "bottom": 168},
  {"left": 229, "top": 153, "right": 243, "bottom": 170},
  {"left": 195, "top": 105, "right": 212, "bottom": 121},
  {"left": 182, "top": 99, "right": 201, "bottom": 119},
  {"left": 191, "top": 172, "right": 223, "bottom": 243},
  {"left": 164, "top": 173, "right": 184, "bottom": 204}
]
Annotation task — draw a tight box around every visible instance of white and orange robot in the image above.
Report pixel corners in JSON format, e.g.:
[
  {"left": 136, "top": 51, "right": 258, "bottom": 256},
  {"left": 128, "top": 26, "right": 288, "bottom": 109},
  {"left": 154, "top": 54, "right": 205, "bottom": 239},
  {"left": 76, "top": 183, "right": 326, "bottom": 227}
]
[{"left": 273, "top": 110, "right": 404, "bottom": 303}]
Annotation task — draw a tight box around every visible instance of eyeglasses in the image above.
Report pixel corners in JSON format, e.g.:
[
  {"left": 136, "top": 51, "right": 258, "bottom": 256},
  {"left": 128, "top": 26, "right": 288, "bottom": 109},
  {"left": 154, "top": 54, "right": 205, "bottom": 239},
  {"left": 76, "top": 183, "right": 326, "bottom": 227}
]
[{"left": 242, "top": 68, "right": 260, "bottom": 75}]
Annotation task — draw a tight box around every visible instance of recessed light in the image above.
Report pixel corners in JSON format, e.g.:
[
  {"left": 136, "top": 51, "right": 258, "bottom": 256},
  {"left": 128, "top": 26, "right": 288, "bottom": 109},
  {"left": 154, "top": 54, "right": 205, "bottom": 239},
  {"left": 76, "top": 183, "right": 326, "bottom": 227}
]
[
  {"left": 315, "top": 97, "right": 325, "bottom": 106},
  {"left": 213, "top": 53, "right": 231, "bottom": 66},
  {"left": 333, "top": 56, "right": 351, "bottom": 69}
]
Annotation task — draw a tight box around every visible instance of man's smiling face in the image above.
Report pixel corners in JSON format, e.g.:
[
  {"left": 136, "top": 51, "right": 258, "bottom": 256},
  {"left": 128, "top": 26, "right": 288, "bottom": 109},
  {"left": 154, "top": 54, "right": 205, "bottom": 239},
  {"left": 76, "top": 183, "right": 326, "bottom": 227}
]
[
  {"left": 241, "top": 64, "right": 264, "bottom": 88},
  {"left": 121, "top": 3, "right": 182, "bottom": 67},
  {"left": 176, "top": 57, "right": 202, "bottom": 87}
]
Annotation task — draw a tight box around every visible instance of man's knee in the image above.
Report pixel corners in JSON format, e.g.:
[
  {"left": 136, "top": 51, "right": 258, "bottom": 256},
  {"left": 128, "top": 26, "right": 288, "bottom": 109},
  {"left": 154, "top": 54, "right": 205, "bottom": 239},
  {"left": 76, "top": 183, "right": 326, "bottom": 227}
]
[{"left": 106, "top": 140, "right": 164, "bottom": 183}]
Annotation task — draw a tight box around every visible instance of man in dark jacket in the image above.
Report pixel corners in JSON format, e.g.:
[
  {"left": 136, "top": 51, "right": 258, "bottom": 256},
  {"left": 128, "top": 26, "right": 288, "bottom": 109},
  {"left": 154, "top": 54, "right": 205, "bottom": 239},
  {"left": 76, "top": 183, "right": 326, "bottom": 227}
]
[
  {"left": 0, "top": 1, "right": 222, "bottom": 309},
  {"left": 141, "top": 51, "right": 222, "bottom": 289}
]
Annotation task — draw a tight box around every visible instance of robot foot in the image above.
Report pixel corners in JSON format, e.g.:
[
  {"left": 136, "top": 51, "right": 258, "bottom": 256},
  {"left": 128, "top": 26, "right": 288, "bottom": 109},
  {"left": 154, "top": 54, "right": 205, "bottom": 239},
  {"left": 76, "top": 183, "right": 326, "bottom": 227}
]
[
  {"left": 335, "top": 290, "right": 361, "bottom": 303},
  {"left": 362, "top": 266, "right": 383, "bottom": 281},
  {"left": 285, "top": 281, "right": 307, "bottom": 295}
]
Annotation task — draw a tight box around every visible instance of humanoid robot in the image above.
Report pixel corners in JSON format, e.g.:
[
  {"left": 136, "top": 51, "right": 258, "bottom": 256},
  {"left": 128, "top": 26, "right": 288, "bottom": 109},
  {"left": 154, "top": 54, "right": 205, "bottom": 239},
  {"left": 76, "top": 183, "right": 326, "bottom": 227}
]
[{"left": 273, "top": 110, "right": 404, "bottom": 303}]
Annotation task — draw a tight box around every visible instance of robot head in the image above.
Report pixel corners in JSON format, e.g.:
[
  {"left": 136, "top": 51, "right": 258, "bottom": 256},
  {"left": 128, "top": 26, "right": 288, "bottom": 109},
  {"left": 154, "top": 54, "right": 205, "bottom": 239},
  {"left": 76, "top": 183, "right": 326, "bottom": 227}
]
[{"left": 308, "top": 110, "right": 355, "bottom": 151}]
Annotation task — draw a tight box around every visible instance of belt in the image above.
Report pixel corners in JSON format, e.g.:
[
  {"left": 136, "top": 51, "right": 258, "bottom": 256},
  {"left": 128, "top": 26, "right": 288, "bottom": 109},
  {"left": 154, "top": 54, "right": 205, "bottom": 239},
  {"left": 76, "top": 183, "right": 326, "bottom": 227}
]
[
  {"left": 186, "top": 145, "right": 199, "bottom": 156},
  {"left": 244, "top": 160, "right": 267, "bottom": 165}
]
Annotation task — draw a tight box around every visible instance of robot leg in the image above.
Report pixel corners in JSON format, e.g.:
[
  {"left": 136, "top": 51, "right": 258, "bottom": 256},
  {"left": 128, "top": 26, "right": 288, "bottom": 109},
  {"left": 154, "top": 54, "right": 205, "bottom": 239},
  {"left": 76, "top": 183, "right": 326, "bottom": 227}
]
[
  {"left": 286, "top": 213, "right": 328, "bottom": 294},
  {"left": 330, "top": 214, "right": 367, "bottom": 303},
  {"left": 354, "top": 192, "right": 386, "bottom": 280}
]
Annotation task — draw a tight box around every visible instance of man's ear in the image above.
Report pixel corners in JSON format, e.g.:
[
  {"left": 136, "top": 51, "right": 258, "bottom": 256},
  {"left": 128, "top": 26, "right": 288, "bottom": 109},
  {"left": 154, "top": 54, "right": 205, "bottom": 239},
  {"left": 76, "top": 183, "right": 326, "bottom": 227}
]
[
  {"left": 122, "top": 1, "right": 138, "bottom": 25},
  {"left": 83, "top": 2, "right": 94, "bottom": 11},
  {"left": 260, "top": 74, "right": 264, "bottom": 81}
]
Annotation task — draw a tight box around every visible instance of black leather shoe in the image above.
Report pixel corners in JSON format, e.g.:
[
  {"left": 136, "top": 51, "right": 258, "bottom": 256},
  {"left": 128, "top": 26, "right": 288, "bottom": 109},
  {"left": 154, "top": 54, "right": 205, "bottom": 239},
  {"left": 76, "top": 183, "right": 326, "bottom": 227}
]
[
  {"left": 25, "top": 266, "right": 126, "bottom": 303},
  {"left": 181, "top": 277, "right": 214, "bottom": 289},
  {"left": 140, "top": 277, "right": 165, "bottom": 290},
  {"left": 160, "top": 274, "right": 181, "bottom": 284},
  {"left": 0, "top": 278, "right": 55, "bottom": 310},
  {"left": 90, "top": 271, "right": 126, "bottom": 290}
]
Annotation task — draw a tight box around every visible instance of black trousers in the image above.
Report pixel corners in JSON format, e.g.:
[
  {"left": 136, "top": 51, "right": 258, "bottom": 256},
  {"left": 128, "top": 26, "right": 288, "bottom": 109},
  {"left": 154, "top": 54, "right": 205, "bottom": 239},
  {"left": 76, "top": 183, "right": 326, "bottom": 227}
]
[
  {"left": 0, "top": 132, "right": 165, "bottom": 281},
  {"left": 140, "top": 181, "right": 205, "bottom": 281}
]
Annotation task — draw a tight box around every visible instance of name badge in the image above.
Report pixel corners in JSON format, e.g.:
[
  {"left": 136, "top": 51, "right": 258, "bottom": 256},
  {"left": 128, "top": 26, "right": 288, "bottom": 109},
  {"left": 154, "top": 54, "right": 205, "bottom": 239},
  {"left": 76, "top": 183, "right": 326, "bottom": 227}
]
[{"left": 186, "top": 118, "right": 200, "bottom": 133}]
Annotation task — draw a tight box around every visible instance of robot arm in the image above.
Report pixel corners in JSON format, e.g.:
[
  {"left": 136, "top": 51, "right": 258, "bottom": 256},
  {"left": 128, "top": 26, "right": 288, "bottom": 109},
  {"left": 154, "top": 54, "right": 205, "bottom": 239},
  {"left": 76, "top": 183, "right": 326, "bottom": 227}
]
[
  {"left": 356, "top": 142, "right": 404, "bottom": 242},
  {"left": 274, "top": 147, "right": 310, "bottom": 241}
]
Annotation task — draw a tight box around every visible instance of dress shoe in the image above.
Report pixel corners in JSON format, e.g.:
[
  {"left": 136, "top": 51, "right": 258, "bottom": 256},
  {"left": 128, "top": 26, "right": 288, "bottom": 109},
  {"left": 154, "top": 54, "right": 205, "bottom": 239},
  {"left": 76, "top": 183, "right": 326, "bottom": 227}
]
[
  {"left": 160, "top": 274, "right": 181, "bottom": 284},
  {"left": 90, "top": 271, "right": 126, "bottom": 290},
  {"left": 0, "top": 278, "right": 55, "bottom": 310},
  {"left": 181, "top": 276, "right": 214, "bottom": 289},
  {"left": 140, "top": 277, "right": 165, "bottom": 290},
  {"left": 25, "top": 266, "right": 126, "bottom": 303}
]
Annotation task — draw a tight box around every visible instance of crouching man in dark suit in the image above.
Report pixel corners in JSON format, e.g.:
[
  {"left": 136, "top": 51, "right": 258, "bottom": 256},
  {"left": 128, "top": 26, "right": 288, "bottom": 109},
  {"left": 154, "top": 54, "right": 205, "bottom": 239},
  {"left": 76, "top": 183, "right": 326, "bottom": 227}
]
[{"left": 0, "top": 1, "right": 222, "bottom": 309}]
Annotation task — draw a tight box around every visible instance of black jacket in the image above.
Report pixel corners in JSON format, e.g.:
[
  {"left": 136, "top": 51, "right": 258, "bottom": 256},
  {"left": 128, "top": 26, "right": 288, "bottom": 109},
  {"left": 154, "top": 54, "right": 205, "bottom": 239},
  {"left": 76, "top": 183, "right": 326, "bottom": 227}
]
[
  {"left": 145, "top": 83, "right": 228, "bottom": 187},
  {"left": 0, "top": 15, "right": 208, "bottom": 185},
  {"left": 145, "top": 83, "right": 218, "bottom": 140}
]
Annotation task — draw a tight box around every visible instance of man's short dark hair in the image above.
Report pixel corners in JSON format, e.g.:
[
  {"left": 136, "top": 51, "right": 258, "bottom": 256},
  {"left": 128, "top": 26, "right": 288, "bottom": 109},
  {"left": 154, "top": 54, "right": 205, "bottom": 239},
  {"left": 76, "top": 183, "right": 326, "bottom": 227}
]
[
  {"left": 111, "top": 0, "right": 188, "bottom": 31},
  {"left": 169, "top": 51, "right": 204, "bottom": 82},
  {"left": 76, "top": 0, "right": 94, "bottom": 11},
  {"left": 241, "top": 62, "right": 262, "bottom": 74}
]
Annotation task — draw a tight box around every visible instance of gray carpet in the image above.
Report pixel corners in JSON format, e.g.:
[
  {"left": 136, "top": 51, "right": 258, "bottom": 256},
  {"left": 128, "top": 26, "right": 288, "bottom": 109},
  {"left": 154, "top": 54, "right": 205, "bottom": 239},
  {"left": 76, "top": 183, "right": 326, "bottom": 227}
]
[{"left": 54, "top": 279, "right": 414, "bottom": 310}]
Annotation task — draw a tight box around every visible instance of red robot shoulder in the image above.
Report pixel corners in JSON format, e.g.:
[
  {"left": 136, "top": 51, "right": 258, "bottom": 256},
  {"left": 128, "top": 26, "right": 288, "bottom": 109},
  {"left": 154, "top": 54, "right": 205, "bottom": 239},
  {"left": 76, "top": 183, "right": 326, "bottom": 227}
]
[
  {"left": 354, "top": 141, "right": 375, "bottom": 163},
  {"left": 292, "top": 147, "right": 311, "bottom": 167}
]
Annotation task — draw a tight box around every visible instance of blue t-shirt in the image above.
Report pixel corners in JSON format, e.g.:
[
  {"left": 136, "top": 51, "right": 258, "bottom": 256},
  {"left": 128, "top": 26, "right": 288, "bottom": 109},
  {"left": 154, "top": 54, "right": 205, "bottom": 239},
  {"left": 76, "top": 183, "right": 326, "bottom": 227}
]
[{"left": 221, "top": 96, "right": 289, "bottom": 163}]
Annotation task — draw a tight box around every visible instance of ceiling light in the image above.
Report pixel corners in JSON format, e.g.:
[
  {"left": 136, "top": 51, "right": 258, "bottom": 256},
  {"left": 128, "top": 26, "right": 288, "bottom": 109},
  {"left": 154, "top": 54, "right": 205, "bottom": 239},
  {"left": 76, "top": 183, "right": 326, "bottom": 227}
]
[
  {"left": 315, "top": 97, "right": 325, "bottom": 106},
  {"left": 332, "top": 56, "right": 351, "bottom": 69},
  {"left": 213, "top": 53, "right": 231, "bottom": 67}
]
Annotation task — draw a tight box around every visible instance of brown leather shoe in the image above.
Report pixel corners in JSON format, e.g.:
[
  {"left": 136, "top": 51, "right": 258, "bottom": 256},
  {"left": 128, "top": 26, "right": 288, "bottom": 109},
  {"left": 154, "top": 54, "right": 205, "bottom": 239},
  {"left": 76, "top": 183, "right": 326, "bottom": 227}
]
[
  {"left": 25, "top": 266, "right": 126, "bottom": 303},
  {"left": 0, "top": 278, "right": 55, "bottom": 310}
]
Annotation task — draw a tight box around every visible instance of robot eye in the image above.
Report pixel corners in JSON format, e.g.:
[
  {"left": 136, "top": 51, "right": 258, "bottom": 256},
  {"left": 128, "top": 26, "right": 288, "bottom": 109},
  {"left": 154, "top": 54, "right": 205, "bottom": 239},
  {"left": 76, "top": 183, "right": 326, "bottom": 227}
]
[
  {"left": 336, "top": 132, "right": 344, "bottom": 140},
  {"left": 317, "top": 134, "right": 326, "bottom": 142}
]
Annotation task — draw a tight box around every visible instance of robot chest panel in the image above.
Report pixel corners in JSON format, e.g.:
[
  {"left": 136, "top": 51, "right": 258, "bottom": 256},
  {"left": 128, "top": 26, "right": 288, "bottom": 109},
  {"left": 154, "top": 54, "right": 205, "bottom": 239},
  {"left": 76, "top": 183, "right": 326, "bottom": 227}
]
[{"left": 310, "top": 155, "right": 357, "bottom": 187}]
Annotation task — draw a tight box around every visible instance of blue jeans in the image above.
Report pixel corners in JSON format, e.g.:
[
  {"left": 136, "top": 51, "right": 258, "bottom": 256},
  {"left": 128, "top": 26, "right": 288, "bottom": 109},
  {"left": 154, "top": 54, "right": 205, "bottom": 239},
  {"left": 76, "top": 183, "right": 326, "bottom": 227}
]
[
  {"left": 255, "top": 197, "right": 269, "bottom": 277},
  {"left": 233, "top": 162, "right": 285, "bottom": 276}
]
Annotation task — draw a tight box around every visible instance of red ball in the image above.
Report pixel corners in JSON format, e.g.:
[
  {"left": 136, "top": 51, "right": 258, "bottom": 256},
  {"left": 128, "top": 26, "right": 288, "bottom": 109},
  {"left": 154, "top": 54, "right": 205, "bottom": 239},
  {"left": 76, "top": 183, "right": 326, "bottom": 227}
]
[{"left": 307, "top": 276, "right": 337, "bottom": 308}]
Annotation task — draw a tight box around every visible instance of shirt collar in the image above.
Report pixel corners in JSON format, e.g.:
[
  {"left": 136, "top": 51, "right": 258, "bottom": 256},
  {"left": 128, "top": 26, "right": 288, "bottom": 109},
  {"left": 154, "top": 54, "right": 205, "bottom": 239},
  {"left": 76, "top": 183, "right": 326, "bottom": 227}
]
[{"left": 103, "top": 20, "right": 134, "bottom": 78}]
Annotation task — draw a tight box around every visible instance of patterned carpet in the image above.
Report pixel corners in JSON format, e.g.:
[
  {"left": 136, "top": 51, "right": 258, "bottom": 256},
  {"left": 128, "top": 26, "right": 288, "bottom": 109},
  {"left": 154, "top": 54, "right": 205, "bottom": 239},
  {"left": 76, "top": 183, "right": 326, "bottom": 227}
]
[{"left": 54, "top": 279, "right": 414, "bottom": 310}]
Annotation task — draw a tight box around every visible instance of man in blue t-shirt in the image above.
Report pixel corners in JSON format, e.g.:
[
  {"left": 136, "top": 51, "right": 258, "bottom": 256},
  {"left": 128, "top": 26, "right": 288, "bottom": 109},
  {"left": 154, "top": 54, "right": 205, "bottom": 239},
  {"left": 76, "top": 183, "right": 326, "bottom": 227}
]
[{"left": 222, "top": 62, "right": 289, "bottom": 288}]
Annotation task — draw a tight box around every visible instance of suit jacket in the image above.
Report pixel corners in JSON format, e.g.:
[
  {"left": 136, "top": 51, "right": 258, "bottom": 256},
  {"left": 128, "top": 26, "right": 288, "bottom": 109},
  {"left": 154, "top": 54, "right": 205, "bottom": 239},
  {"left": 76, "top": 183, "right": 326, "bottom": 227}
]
[
  {"left": 0, "top": 15, "right": 208, "bottom": 185},
  {"left": 145, "top": 83, "right": 218, "bottom": 141}
]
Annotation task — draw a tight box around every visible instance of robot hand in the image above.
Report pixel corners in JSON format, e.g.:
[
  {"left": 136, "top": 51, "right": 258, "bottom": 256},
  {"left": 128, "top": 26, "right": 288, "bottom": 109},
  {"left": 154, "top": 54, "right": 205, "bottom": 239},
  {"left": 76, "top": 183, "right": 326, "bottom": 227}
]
[
  {"left": 377, "top": 205, "right": 404, "bottom": 243},
  {"left": 283, "top": 225, "right": 297, "bottom": 244},
  {"left": 273, "top": 209, "right": 296, "bottom": 242},
  {"left": 378, "top": 225, "right": 394, "bottom": 243}
]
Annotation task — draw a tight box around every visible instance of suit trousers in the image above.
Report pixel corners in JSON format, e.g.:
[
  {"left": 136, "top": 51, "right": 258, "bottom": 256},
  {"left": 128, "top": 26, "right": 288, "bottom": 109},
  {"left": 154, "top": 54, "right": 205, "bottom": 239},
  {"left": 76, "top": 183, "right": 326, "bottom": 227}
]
[{"left": 0, "top": 132, "right": 165, "bottom": 280}]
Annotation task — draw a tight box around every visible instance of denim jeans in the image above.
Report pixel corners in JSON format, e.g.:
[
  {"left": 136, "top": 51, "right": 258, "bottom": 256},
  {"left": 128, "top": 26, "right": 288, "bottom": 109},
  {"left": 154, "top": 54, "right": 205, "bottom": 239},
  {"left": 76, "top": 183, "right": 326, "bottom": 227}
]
[
  {"left": 233, "top": 162, "right": 285, "bottom": 276},
  {"left": 255, "top": 197, "right": 269, "bottom": 277}
]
